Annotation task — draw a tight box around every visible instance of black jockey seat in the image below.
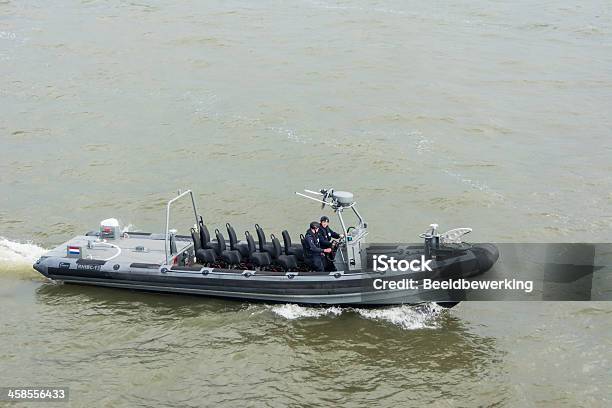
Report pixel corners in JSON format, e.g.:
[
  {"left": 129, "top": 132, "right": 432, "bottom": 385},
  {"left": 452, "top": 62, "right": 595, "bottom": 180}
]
[
  {"left": 192, "top": 227, "right": 216, "bottom": 264},
  {"left": 245, "top": 230, "right": 271, "bottom": 268},
  {"left": 254, "top": 224, "right": 275, "bottom": 256},
  {"left": 214, "top": 229, "right": 242, "bottom": 266},
  {"left": 198, "top": 217, "right": 216, "bottom": 251},
  {"left": 270, "top": 234, "right": 297, "bottom": 271},
  {"left": 282, "top": 230, "right": 304, "bottom": 261},
  {"left": 226, "top": 223, "right": 250, "bottom": 258}
]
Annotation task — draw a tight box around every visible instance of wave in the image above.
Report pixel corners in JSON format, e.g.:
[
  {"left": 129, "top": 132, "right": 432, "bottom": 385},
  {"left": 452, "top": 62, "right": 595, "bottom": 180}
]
[
  {"left": 0, "top": 237, "right": 47, "bottom": 278},
  {"left": 267, "top": 304, "right": 343, "bottom": 319},
  {"left": 267, "top": 303, "right": 444, "bottom": 330},
  {"left": 355, "top": 303, "right": 444, "bottom": 330},
  {"left": 0, "top": 237, "right": 46, "bottom": 264}
]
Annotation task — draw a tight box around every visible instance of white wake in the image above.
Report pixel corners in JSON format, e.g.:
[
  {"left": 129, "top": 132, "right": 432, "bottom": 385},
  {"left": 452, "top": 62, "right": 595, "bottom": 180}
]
[
  {"left": 0, "top": 237, "right": 47, "bottom": 265},
  {"left": 267, "top": 303, "right": 445, "bottom": 330}
]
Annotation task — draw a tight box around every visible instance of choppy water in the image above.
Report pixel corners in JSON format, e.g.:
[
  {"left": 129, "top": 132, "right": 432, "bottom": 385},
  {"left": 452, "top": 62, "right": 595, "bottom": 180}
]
[{"left": 1, "top": 0, "right": 611, "bottom": 406}]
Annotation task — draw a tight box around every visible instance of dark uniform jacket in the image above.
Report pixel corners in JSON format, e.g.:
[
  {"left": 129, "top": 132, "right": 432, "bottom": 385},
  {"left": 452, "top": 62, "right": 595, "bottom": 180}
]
[
  {"left": 304, "top": 229, "right": 324, "bottom": 260},
  {"left": 318, "top": 225, "right": 340, "bottom": 248}
]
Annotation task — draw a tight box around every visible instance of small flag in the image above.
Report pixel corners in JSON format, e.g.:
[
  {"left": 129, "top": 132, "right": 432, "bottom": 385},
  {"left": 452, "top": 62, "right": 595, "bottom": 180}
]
[{"left": 67, "top": 246, "right": 81, "bottom": 256}]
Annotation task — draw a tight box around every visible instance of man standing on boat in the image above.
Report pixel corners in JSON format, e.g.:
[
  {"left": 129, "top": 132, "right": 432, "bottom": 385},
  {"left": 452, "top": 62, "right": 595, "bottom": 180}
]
[
  {"left": 304, "top": 221, "right": 331, "bottom": 272},
  {"left": 318, "top": 216, "right": 342, "bottom": 271}
]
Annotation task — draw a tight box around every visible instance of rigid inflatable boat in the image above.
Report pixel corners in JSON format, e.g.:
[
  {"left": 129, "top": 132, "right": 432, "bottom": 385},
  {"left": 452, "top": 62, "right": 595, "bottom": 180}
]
[{"left": 33, "top": 189, "right": 499, "bottom": 306}]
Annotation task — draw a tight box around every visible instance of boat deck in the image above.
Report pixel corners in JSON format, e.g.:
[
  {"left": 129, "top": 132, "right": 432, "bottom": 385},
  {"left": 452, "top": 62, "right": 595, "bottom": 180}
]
[{"left": 44, "top": 232, "right": 192, "bottom": 265}]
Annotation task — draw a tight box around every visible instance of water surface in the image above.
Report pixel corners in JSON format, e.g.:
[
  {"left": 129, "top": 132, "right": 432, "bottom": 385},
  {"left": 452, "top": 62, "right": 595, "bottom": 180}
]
[{"left": 1, "top": 0, "right": 611, "bottom": 406}]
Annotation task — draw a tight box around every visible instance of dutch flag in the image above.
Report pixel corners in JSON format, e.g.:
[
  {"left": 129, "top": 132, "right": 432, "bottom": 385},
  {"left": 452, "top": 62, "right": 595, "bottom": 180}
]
[{"left": 67, "top": 246, "right": 80, "bottom": 255}]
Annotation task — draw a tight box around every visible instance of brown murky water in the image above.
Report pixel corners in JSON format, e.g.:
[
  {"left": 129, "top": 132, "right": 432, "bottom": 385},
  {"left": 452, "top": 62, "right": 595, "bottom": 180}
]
[{"left": 1, "top": 0, "right": 611, "bottom": 406}]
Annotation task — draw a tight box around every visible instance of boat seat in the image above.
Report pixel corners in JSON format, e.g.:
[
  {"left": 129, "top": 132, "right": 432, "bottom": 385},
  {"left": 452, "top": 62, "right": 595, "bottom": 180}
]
[
  {"left": 198, "top": 219, "right": 216, "bottom": 251},
  {"left": 196, "top": 248, "right": 217, "bottom": 264},
  {"left": 282, "top": 230, "right": 304, "bottom": 261},
  {"left": 271, "top": 234, "right": 297, "bottom": 271},
  {"left": 226, "top": 223, "right": 250, "bottom": 258},
  {"left": 192, "top": 226, "right": 216, "bottom": 264},
  {"left": 245, "top": 230, "right": 271, "bottom": 267},
  {"left": 215, "top": 229, "right": 242, "bottom": 265},
  {"left": 255, "top": 224, "right": 275, "bottom": 256}
]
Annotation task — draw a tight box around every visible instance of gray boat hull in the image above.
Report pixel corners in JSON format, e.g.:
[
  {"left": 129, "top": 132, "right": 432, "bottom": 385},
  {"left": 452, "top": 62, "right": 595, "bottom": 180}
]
[{"left": 33, "top": 242, "right": 499, "bottom": 306}]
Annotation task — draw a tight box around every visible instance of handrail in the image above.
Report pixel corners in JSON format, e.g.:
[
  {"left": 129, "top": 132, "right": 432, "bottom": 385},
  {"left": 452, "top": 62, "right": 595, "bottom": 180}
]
[{"left": 165, "top": 189, "right": 199, "bottom": 264}]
